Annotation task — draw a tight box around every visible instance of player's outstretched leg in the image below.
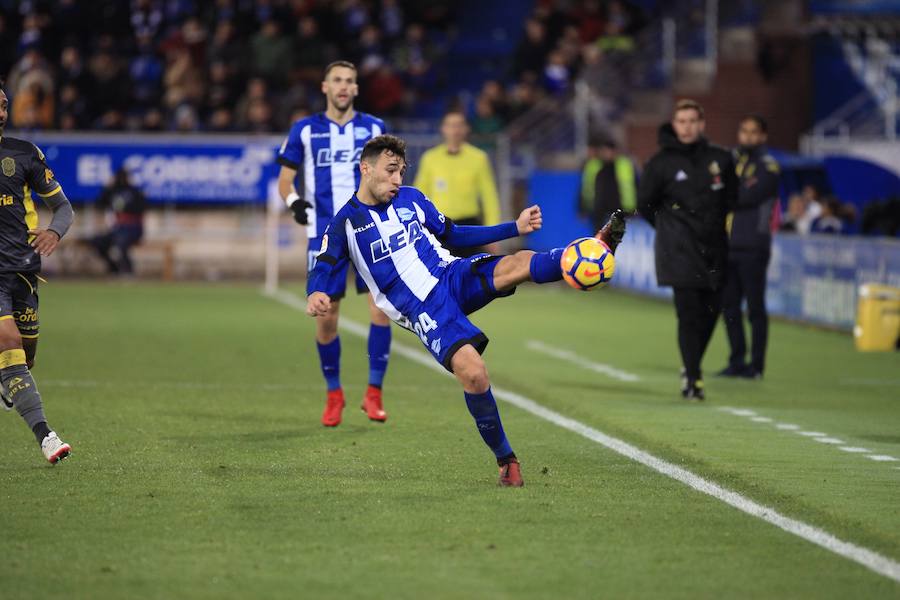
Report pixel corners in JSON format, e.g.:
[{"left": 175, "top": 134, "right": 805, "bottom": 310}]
[
  {"left": 316, "top": 299, "right": 345, "bottom": 427},
  {"left": 491, "top": 212, "right": 628, "bottom": 293},
  {"left": 595, "top": 209, "right": 627, "bottom": 254},
  {"left": 450, "top": 345, "right": 523, "bottom": 487},
  {"left": 0, "top": 323, "right": 70, "bottom": 464},
  {"left": 362, "top": 294, "right": 390, "bottom": 422}
]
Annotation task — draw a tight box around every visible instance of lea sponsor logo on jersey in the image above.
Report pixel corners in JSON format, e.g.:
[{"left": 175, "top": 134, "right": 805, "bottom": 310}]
[
  {"left": 315, "top": 147, "right": 363, "bottom": 167},
  {"left": 370, "top": 221, "right": 424, "bottom": 263}
]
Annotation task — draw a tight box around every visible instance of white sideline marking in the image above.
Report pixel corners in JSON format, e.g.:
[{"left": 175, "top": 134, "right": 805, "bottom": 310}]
[
  {"left": 266, "top": 289, "right": 900, "bottom": 584},
  {"left": 839, "top": 447, "right": 873, "bottom": 454},
  {"left": 525, "top": 340, "right": 641, "bottom": 383},
  {"left": 726, "top": 408, "right": 758, "bottom": 417},
  {"left": 867, "top": 455, "right": 899, "bottom": 462},
  {"left": 721, "top": 409, "right": 898, "bottom": 471}
]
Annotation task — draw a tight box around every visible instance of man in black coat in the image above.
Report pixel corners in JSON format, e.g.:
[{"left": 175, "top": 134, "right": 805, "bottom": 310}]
[
  {"left": 90, "top": 168, "right": 147, "bottom": 275},
  {"left": 637, "top": 100, "right": 738, "bottom": 399},
  {"left": 719, "top": 115, "right": 780, "bottom": 379}
]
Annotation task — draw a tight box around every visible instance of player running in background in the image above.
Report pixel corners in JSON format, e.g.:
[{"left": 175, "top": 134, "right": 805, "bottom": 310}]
[
  {"left": 306, "top": 135, "right": 626, "bottom": 486},
  {"left": 276, "top": 61, "right": 392, "bottom": 427},
  {"left": 0, "top": 82, "right": 74, "bottom": 464}
]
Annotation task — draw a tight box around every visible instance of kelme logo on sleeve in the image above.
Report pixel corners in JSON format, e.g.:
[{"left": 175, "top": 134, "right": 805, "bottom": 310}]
[{"left": 2, "top": 157, "right": 15, "bottom": 177}]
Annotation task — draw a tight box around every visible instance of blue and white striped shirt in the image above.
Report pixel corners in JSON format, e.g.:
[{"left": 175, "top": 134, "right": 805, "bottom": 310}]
[
  {"left": 308, "top": 186, "right": 519, "bottom": 323},
  {"left": 276, "top": 111, "right": 386, "bottom": 240}
]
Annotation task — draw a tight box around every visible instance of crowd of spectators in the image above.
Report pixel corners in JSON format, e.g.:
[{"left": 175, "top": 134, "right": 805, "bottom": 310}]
[
  {"left": 464, "top": 0, "right": 646, "bottom": 140},
  {"left": 1, "top": 0, "right": 648, "bottom": 136},
  {"left": 780, "top": 184, "right": 862, "bottom": 236},
  {"left": 1, "top": 0, "right": 456, "bottom": 133}
]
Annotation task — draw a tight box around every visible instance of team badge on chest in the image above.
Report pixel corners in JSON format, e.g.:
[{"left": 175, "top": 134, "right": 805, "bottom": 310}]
[
  {"left": 1, "top": 157, "right": 15, "bottom": 177},
  {"left": 709, "top": 160, "right": 723, "bottom": 190}
]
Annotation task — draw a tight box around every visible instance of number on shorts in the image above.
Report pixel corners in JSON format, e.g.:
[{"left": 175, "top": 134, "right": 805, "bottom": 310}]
[{"left": 412, "top": 311, "right": 438, "bottom": 344}]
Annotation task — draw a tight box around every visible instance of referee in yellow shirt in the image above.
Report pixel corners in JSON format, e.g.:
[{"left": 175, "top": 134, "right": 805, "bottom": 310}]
[{"left": 414, "top": 110, "right": 501, "bottom": 256}]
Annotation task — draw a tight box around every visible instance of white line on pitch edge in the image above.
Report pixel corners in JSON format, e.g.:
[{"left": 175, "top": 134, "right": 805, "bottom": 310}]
[
  {"left": 797, "top": 431, "right": 828, "bottom": 437},
  {"left": 775, "top": 423, "right": 800, "bottom": 430},
  {"left": 723, "top": 408, "right": 757, "bottom": 417},
  {"left": 840, "top": 447, "right": 872, "bottom": 453},
  {"left": 265, "top": 289, "right": 900, "bottom": 584},
  {"left": 813, "top": 437, "right": 845, "bottom": 445},
  {"left": 525, "top": 340, "right": 640, "bottom": 383},
  {"left": 867, "top": 455, "right": 899, "bottom": 462}
]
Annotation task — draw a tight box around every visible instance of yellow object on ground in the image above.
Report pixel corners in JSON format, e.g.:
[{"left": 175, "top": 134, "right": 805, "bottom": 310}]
[{"left": 854, "top": 283, "right": 900, "bottom": 351}]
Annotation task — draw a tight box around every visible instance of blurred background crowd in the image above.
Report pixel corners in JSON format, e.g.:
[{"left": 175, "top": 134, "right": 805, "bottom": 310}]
[
  {"left": 1, "top": 0, "right": 899, "bottom": 241},
  {"left": 1, "top": 0, "right": 651, "bottom": 133}
]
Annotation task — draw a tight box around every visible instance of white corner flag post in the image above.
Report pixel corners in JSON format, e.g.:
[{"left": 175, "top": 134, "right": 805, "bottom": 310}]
[{"left": 264, "top": 178, "right": 281, "bottom": 295}]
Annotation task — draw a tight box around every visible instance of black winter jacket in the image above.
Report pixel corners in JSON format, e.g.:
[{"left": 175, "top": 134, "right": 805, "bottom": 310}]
[
  {"left": 637, "top": 124, "right": 737, "bottom": 288},
  {"left": 729, "top": 145, "right": 779, "bottom": 254}
]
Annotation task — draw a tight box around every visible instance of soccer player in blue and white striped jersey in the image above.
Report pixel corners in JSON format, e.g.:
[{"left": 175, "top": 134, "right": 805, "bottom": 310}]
[
  {"left": 277, "top": 61, "right": 391, "bottom": 427},
  {"left": 306, "top": 135, "right": 626, "bottom": 486}
]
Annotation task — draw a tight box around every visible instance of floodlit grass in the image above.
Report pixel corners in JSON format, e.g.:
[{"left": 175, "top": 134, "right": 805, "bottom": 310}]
[{"left": 1, "top": 281, "right": 898, "bottom": 599}]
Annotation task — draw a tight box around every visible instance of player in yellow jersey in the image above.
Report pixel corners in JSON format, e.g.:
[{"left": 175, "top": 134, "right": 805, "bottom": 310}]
[
  {"left": 413, "top": 110, "right": 501, "bottom": 256},
  {"left": 0, "top": 81, "right": 74, "bottom": 464}
]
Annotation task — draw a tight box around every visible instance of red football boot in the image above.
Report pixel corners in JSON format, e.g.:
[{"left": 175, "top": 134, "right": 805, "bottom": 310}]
[
  {"left": 498, "top": 457, "right": 524, "bottom": 487},
  {"left": 321, "top": 388, "right": 345, "bottom": 427},
  {"left": 595, "top": 209, "right": 627, "bottom": 254},
  {"left": 361, "top": 385, "right": 388, "bottom": 422}
]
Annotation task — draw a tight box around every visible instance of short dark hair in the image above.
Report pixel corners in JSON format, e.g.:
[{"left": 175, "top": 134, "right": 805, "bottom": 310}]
[
  {"left": 740, "top": 114, "right": 768, "bottom": 133},
  {"left": 361, "top": 134, "right": 407, "bottom": 164},
  {"left": 324, "top": 60, "right": 356, "bottom": 79},
  {"left": 442, "top": 109, "right": 467, "bottom": 123},
  {"left": 673, "top": 99, "right": 704, "bottom": 120}
]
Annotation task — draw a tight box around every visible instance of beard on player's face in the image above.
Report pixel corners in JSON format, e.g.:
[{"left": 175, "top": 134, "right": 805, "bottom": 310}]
[
  {"left": 364, "top": 170, "right": 402, "bottom": 204},
  {"left": 330, "top": 96, "right": 353, "bottom": 111}
]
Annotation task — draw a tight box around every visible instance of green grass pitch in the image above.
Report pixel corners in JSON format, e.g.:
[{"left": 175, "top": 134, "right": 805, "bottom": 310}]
[{"left": 1, "top": 281, "right": 898, "bottom": 599}]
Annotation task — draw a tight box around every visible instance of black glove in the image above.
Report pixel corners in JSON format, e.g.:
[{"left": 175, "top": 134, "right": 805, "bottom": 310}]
[{"left": 289, "top": 198, "right": 312, "bottom": 225}]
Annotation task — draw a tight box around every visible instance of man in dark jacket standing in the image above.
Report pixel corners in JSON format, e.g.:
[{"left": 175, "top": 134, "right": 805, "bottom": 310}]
[
  {"left": 637, "top": 100, "right": 738, "bottom": 399},
  {"left": 90, "top": 168, "right": 146, "bottom": 275},
  {"left": 719, "top": 115, "right": 779, "bottom": 379}
]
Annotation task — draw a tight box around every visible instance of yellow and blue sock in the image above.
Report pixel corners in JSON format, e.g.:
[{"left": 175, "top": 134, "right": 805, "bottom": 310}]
[
  {"left": 316, "top": 337, "right": 341, "bottom": 391},
  {"left": 0, "top": 349, "right": 51, "bottom": 444},
  {"left": 530, "top": 248, "right": 564, "bottom": 283},
  {"left": 464, "top": 387, "right": 514, "bottom": 459},
  {"left": 367, "top": 323, "right": 391, "bottom": 388}
]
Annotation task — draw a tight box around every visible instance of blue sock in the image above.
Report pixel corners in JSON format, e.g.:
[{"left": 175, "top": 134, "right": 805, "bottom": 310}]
[
  {"left": 316, "top": 337, "right": 341, "bottom": 391},
  {"left": 464, "top": 388, "right": 514, "bottom": 459},
  {"left": 530, "top": 248, "right": 564, "bottom": 283},
  {"left": 368, "top": 323, "right": 391, "bottom": 387}
]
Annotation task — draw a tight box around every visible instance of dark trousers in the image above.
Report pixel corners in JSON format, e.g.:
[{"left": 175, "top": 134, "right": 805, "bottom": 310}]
[
  {"left": 91, "top": 225, "right": 143, "bottom": 274},
  {"left": 722, "top": 251, "right": 770, "bottom": 373},
  {"left": 673, "top": 286, "right": 723, "bottom": 381}
]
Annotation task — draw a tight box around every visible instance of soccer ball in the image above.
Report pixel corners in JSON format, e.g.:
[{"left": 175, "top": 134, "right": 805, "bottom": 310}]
[{"left": 560, "top": 237, "right": 615, "bottom": 291}]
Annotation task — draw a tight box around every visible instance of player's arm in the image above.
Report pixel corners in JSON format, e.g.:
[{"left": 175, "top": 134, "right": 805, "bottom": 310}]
[
  {"left": 306, "top": 219, "right": 350, "bottom": 317},
  {"left": 736, "top": 157, "right": 779, "bottom": 209},
  {"left": 636, "top": 158, "right": 663, "bottom": 226},
  {"left": 276, "top": 126, "right": 311, "bottom": 225},
  {"left": 422, "top": 192, "right": 541, "bottom": 246},
  {"left": 27, "top": 145, "right": 74, "bottom": 257},
  {"left": 476, "top": 153, "right": 501, "bottom": 226}
]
